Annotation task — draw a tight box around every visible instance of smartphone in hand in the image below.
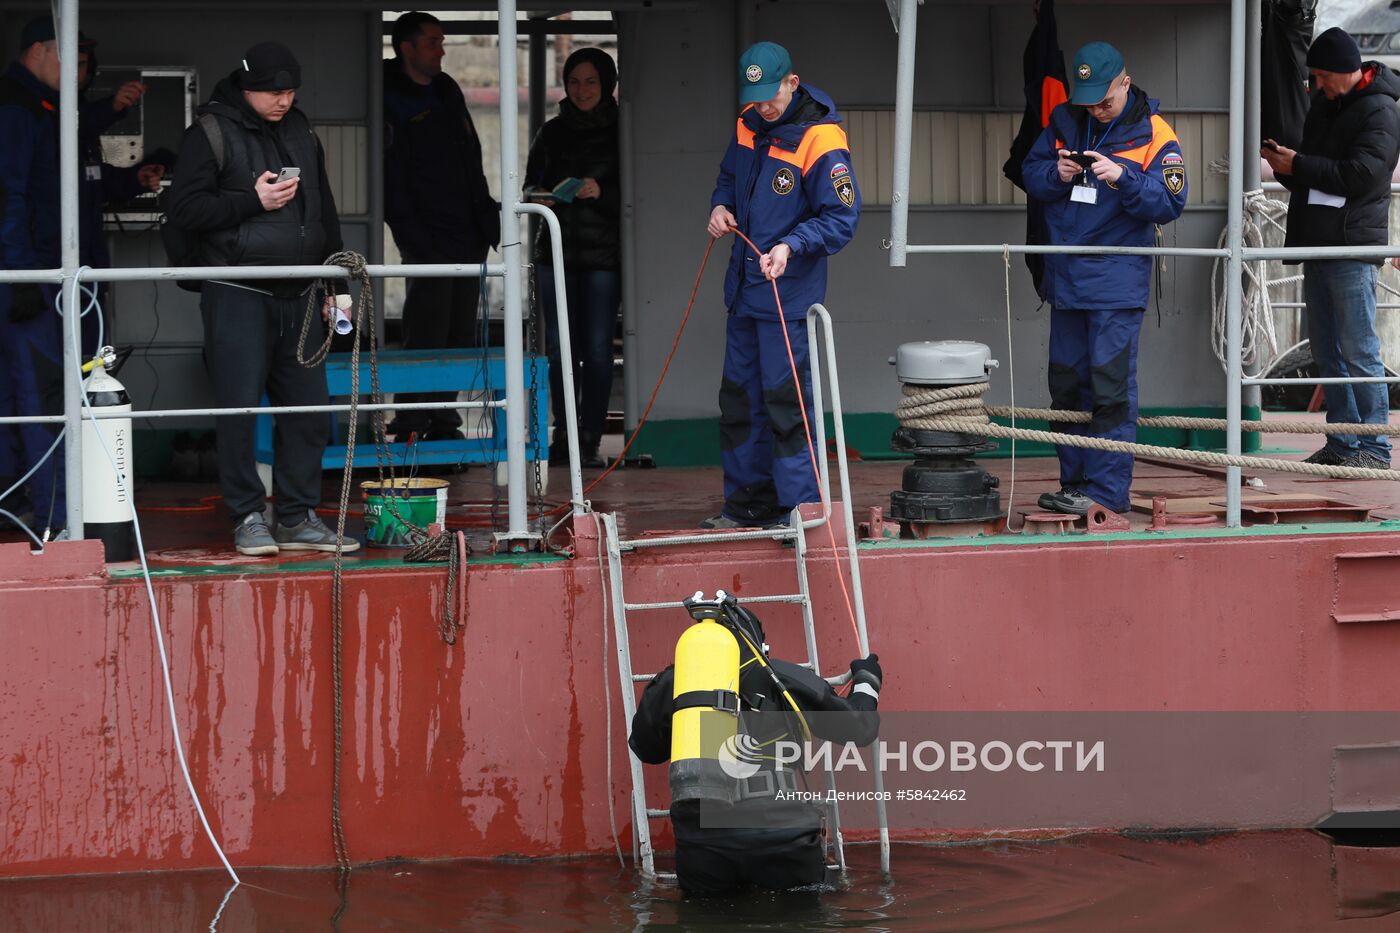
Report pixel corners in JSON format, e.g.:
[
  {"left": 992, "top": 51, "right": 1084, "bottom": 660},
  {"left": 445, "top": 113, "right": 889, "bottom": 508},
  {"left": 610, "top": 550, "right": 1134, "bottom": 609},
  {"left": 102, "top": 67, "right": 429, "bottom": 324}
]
[
  {"left": 272, "top": 166, "right": 301, "bottom": 184},
  {"left": 1065, "top": 152, "right": 1097, "bottom": 169}
]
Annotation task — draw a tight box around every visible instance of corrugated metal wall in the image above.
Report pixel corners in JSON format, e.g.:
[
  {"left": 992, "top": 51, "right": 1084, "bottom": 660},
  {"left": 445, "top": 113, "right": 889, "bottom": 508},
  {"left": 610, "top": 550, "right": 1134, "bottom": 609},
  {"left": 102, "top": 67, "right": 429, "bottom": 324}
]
[{"left": 846, "top": 110, "right": 1230, "bottom": 207}]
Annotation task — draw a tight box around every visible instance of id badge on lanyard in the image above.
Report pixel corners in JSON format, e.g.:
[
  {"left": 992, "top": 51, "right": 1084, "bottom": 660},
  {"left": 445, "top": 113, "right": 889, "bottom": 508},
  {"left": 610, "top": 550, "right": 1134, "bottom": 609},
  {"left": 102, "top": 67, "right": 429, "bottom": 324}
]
[{"left": 1072, "top": 115, "right": 1117, "bottom": 206}]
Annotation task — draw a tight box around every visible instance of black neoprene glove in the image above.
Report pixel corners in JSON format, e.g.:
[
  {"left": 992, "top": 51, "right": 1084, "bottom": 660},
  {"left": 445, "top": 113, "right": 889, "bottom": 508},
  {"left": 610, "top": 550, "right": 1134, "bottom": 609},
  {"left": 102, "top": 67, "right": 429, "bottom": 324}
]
[
  {"left": 8, "top": 284, "right": 47, "bottom": 323},
  {"left": 850, "top": 653, "right": 882, "bottom": 692}
]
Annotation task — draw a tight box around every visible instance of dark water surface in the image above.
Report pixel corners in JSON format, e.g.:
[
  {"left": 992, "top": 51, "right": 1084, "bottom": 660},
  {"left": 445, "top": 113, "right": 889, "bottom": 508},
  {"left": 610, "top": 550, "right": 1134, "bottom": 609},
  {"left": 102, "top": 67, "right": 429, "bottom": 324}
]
[{"left": 3, "top": 832, "right": 1399, "bottom": 931}]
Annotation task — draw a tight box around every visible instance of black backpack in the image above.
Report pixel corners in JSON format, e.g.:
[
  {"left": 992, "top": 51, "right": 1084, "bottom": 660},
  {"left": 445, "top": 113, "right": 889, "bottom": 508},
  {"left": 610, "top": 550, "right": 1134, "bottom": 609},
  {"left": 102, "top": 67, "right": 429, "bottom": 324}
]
[{"left": 159, "top": 113, "right": 224, "bottom": 292}]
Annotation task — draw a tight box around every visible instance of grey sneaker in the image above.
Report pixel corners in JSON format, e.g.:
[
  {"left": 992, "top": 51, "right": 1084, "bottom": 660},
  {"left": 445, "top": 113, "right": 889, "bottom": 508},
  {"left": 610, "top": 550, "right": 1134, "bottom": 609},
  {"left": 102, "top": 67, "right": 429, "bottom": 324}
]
[
  {"left": 234, "top": 512, "right": 279, "bottom": 556},
  {"left": 274, "top": 509, "right": 360, "bottom": 553},
  {"left": 1038, "top": 488, "right": 1098, "bottom": 516},
  {"left": 1303, "top": 447, "right": 1349, "bottom": 466},
  {"left": 1344, "top": 451, "right": 1391, "bottom": 471}
]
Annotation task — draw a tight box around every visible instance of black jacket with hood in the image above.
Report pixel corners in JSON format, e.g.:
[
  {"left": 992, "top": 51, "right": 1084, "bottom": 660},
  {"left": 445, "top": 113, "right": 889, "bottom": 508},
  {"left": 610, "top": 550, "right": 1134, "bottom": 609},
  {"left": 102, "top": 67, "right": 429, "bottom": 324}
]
[
  {"left": 166, "top": 72, "right": 342, "bottom": 295},
  {"left": 524, "top": 96, "right": 621, "bottom": 271},
  {"left": 1277, "top": 63, "right": 1400, "bottom": 262},
  {"left": 382, "top": 60, "right": 499, "bottom": 262}
]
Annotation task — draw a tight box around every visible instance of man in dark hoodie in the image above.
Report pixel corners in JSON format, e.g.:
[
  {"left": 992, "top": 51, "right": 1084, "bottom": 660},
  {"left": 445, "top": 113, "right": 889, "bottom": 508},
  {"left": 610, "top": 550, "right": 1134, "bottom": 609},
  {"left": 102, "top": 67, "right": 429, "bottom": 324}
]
[
  {"left": 1263, "top": 27, "right": 1400, "bottom": 471},
  {"left": 166, "top": 41, "right": 357, "bottom": 557},
  {"left": 383, "top": 11, "right": 500, "bottom": 443},
  {"left": 701, "top": 42, "right": 861, "bottom": 529}
]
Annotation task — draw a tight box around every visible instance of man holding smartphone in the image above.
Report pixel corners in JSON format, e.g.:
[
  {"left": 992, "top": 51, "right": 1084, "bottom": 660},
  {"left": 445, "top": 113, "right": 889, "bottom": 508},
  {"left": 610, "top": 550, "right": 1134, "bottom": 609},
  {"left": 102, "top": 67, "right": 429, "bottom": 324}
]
[
  {"left": 1020, "top": 41, "right": 1188, "bottom": 516},
  {"left": 167, "top": 41, "right": 357, "bottom": 556},
  {"left": 1262, "top": 27, "right": 1400, "bottom": 471}
]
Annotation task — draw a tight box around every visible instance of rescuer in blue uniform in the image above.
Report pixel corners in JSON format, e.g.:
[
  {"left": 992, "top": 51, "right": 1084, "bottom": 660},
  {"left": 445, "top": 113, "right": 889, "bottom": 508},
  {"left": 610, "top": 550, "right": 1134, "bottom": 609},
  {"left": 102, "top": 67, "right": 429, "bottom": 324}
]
[
  {"left": 702, "top": 42, "right": 861, "bottom": 529},
  {"left": 1021, "top": 42, "right": 1187, "bottom": 515},
  {"left": 0, "top": 20, "right": 69, "bottom": 539}
]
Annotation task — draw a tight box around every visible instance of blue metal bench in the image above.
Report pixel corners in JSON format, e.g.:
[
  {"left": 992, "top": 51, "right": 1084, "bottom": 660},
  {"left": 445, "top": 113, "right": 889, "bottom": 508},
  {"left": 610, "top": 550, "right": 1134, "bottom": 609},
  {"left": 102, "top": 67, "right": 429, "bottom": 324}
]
[{"left": 254, "top": 348, "right": 550, "bottom": 469}]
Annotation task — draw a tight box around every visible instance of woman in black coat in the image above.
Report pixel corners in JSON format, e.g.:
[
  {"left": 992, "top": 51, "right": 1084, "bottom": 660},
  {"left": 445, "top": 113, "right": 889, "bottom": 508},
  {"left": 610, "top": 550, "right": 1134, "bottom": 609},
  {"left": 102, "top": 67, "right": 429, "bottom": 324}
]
[{"left": 525, "top": 47, "right": 621, "bottom": 468}]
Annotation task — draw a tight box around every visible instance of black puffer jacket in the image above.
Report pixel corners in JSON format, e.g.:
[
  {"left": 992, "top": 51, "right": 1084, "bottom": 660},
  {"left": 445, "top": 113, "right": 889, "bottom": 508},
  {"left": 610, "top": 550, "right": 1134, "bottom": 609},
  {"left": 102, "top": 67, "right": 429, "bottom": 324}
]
[
  {"left": 524, "top": 96, "right": 621, "bottom": 271},
  {"left": 1278, "top": 63, "right": 1400, "bottom": 263},
  {"left": 166, "top": 74, "right": 342, "bottom": 295}
]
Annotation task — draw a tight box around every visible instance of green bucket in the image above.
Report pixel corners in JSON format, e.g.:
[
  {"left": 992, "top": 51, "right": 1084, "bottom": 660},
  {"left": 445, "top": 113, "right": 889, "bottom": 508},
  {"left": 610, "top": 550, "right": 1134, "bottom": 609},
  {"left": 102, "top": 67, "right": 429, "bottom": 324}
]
[{"left": 361, "top": 477, "right": 448, "bottom": 547}]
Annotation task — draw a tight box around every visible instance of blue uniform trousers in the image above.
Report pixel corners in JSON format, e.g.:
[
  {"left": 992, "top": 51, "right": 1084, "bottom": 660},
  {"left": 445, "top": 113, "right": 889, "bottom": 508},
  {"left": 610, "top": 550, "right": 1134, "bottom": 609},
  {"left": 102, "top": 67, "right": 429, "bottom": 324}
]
[
  {"left": 0, "top": 284, "right": 66, "bottom": 529},
  {"left": 1047, "top": 306, "right": 1143, "bottom": 512},
  {"left": 718, "top": 311, "right": 819, "bottom": 524}
]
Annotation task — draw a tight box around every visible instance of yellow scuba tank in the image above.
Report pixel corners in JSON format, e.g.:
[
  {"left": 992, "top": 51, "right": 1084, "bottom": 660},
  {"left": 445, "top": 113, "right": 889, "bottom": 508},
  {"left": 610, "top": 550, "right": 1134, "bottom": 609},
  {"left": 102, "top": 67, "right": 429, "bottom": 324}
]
[{"left": 669, "top": 594, "right": 742, "bottom": 804}]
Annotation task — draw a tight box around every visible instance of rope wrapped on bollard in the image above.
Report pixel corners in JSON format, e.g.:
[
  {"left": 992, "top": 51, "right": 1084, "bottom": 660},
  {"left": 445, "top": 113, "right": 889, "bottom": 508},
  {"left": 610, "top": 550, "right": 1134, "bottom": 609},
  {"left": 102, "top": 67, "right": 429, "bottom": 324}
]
[
  {"left": 897, "top": 382, "right": 1400, "bottom": 482},
  {"left": 404, "top": 529, "right": 470, "bottom": 645}
]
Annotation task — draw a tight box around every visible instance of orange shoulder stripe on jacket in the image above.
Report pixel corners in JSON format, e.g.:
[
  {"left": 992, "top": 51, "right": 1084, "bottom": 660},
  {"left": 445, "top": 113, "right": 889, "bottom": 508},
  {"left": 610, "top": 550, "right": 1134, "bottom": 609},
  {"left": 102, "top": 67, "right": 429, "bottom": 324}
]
[
  {"left": 737, "top": 118, "right": 756, "bottom": 149},
  {"left": 796, "top": 124, "right": 849, "bottom": 174},
  {"left": 735, "top": 119, "right": 849, "bottom": 171},
  {"left": 1112, "top": 117, "right": 1181, "bottom": 169},
  {"left": 1144, "top": 115, "right": 1179, "bottom": 167}
]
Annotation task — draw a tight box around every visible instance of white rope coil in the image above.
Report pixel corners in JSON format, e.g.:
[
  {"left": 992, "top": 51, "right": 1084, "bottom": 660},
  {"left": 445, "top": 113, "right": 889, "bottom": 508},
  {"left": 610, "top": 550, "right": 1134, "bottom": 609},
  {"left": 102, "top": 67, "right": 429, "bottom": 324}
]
[{"left": 1210, "top": 189, "right": 1288, "bottom": 374}]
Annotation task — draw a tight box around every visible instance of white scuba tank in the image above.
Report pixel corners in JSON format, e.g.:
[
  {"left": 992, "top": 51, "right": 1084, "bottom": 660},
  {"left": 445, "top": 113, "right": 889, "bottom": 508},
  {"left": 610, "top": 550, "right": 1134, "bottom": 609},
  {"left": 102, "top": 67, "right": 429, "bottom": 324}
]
[{"left": 81, "top": 361, "right": 135, "bottom": 562}]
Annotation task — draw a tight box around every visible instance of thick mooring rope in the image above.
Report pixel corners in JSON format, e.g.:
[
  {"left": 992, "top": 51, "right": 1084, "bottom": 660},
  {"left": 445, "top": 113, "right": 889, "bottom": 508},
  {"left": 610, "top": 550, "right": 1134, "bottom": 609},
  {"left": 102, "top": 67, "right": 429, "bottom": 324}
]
[
  {"left": 296, "top": 252, "right": 379, "bottom": 873},
  {"left": 896, "top": 382, "right": 1400, "bottom": 482},
  {"left": 405, "top": 530, "right": 470, "bottom": 645},
  {"left": 296, "top": 254, "right": 477, "bottom": 871}
]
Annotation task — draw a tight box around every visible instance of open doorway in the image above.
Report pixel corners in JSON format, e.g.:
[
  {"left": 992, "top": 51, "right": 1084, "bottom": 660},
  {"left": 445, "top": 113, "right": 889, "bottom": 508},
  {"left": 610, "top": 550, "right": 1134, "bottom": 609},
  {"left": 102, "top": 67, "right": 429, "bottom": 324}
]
[{"left": 379, "top": 10, "right": 624, "bottom": 458}]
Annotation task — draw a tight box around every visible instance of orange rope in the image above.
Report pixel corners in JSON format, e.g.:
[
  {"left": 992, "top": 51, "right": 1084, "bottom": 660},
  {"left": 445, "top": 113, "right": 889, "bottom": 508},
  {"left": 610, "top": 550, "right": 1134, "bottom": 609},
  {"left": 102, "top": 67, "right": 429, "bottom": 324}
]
[
  {"left": 544, "top": 227, "right": 863, "bottom": 652},
  {"left": 139, "top": 494, "right": 223, "bottom": 513},
  {"left": 729, "top": 229, "right": 863, "bottom": 654},
  {"left": 538, "top": 237, "right": 716, "bottom": 516}
]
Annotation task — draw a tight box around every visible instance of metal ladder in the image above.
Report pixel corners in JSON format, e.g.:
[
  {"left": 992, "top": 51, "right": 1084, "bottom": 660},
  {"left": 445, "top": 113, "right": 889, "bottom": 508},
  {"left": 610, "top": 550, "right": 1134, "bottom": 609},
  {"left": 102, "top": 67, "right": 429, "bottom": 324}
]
[
  {"left": 603, "top": 303, "right": 890, "bottom": 880},
  {"left": 603, "top": 511, "right": 851, "bottom": 880}
]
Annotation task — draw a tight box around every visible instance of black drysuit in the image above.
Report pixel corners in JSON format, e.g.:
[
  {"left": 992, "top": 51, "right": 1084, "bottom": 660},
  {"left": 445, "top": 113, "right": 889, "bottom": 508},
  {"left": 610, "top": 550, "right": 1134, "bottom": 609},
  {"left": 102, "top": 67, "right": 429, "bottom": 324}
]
[{"left": 629, "top": 648, "right": 878, "bottom": 896}]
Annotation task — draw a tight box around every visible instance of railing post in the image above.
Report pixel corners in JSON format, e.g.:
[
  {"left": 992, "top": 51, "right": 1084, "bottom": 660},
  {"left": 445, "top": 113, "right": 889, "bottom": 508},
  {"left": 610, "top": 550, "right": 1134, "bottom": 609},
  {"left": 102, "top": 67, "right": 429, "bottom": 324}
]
[
  {"left": 1224, "top": 0, "right": 1246, "bottom": 527},
  {"left": 497, "top": 1, "right": 532, "bottom": 543},
  {"left": 889, "top": 0, "right": 918, "bottom": 267},
  {"left": 59, "top": 0, "right": 84, "bottom": 539}
]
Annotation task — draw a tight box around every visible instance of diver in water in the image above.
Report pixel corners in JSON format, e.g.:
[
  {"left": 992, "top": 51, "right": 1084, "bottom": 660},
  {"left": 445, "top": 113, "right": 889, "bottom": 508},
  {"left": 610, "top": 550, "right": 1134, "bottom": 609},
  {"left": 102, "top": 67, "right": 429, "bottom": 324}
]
[{"left": 628, "top": 592, "right": 882, "bottom": 896}]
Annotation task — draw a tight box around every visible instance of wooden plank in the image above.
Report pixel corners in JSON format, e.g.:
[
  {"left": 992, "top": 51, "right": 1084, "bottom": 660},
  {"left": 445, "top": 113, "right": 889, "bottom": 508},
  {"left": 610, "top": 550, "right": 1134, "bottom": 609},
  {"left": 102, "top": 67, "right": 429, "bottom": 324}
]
[
  {"left": 876, "top": 109, "right": 895, "bottom": 205},
  {"left": 910, "top": 111, "right": 933, "bottom": 206},
  {"left": 1129, "top": 490, "right": 1329, "bottom": 515},
  {"left": 930, "top": 112, "right": 957, "bottom": 205},
  {"left": 985, "top": 112, "right": 1014, "bottom": 206},
  {"left": 957, "top": 112, "right": 984, "bottom": 204}
]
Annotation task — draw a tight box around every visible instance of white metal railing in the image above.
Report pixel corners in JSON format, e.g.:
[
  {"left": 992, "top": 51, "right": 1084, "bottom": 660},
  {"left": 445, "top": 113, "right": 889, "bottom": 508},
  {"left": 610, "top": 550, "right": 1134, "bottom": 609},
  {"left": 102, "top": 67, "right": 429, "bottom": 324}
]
[{"left": 0, "top": 0, "right": 574, "bottom": 544}]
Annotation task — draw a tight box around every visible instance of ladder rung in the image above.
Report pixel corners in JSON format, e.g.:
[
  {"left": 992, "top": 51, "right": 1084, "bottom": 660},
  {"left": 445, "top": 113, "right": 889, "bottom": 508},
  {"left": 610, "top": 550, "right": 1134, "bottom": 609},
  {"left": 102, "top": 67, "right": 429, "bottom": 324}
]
[
  {"left": 637, "top": 664, "right": 819, "bottom": 683},
  {"left": 624, "top": 593, "right": 808, "bottom": 613},
  {"left": 621, "top": 527, "right": 798, "bottom": 550},
  {"left": 646, "top": 807, "right": 671, "bottom": 818}
]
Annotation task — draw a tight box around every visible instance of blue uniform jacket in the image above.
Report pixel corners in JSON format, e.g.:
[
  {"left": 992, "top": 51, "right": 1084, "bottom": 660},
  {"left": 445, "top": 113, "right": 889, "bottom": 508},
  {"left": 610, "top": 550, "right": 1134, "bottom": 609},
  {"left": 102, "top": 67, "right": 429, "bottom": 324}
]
[
  {"left": 1021, "top": 87, "right": 1187, "bottom": 310},
  {"left": 0, "top": 62, "right": 60, "bottom": 271},
  {"left": 710, "top": 84, "right": 860, "bottom": 320}
]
